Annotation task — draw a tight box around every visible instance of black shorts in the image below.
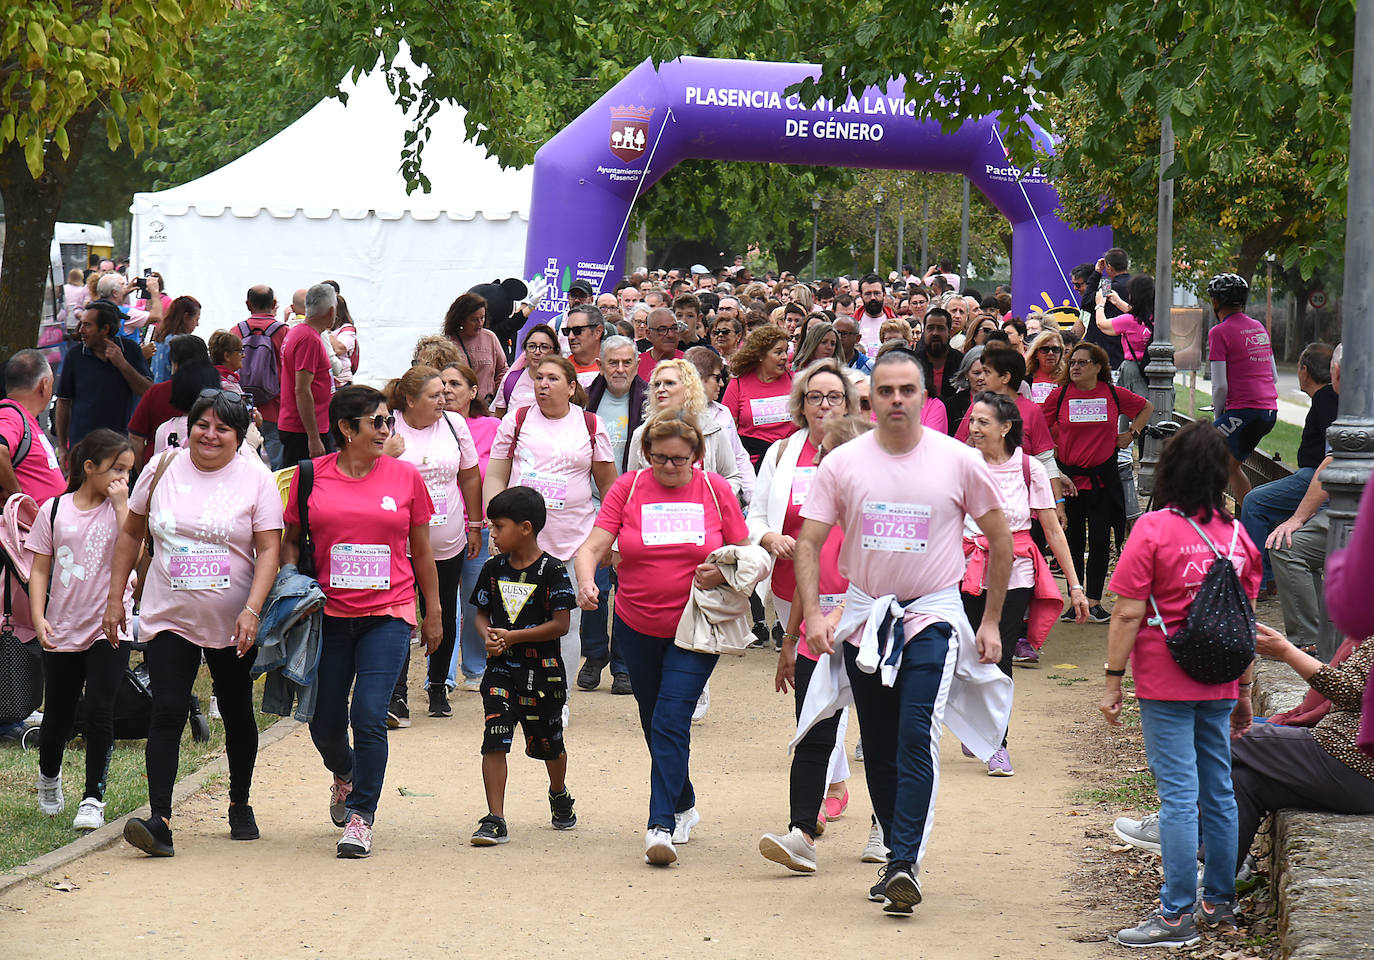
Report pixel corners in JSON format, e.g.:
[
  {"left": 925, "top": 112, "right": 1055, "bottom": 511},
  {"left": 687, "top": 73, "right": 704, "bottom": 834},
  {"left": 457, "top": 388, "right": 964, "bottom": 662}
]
[
  {"left": 481, "top": 645, "right": 566, "bottom": 761},
  {"left": 1215, "top": 408, "right": 1277, "bottom": 461}
]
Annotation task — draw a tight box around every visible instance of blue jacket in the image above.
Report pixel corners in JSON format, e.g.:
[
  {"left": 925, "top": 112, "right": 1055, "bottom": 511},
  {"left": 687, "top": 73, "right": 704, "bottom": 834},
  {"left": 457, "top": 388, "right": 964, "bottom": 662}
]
[{"left": 251, "top": 565, "right": 326, "bottom": 722}]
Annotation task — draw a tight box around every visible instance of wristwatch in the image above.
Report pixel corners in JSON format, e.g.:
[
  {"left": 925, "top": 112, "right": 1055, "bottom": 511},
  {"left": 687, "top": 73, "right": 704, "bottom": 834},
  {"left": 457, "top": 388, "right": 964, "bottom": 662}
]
[{"left": 1104, "top": 663, "right": 1126, "bottom": 677}]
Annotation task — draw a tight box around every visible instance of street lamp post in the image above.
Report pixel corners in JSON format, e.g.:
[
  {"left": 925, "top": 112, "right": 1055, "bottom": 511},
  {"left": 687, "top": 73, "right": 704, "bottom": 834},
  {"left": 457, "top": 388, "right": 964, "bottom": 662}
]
[
  {"left": 810, "top": 193, "right": 821, "bottom": 282},
  {"left": 1139, "top": 110, "right": 1177, "bottom": 497},
  {"left": 895, "top": 179, "right": 906, "bottom": 277},
  {"left": 920, "top": 180, "right": 929, "bottom": 273},
  {"left": 872, "top": 186, "right": 886, "bottom": 274},
  {"left": 1320, "top": 0, "right": 1374, "bottom": 660},
  {"left": 959, "top": 177, "right": 970, "bottom": 284}
]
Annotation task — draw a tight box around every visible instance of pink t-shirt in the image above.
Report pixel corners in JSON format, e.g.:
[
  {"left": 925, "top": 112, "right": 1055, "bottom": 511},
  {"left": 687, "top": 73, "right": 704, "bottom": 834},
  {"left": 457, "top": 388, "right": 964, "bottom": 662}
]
[
  {"left": 1111, "top": 313, "right": 1152, "bottom": 361},
  {"left": 277, "top": 323, "right": 332, "bottom": 434},
  {"left": 284, "top": 454, "right": 432, "bottom": 619},
  {"left": 637, "top": 349, "right": 685, "bottom": 383},
  {"left": 795, "top": 527, "right": 849, "bottom": 662},
  {"left": 1207, "top": 313, "right": 1277, "bottom": 410},
  {"left": 464, "top": 415, "right": 501, "bottom": 480},
  {"left": 770, "top": 437, "right": 821, "bottom": 601},
  {"left": 721, "top": 370, "right": 795, "bottom": 444},
  {"left": 131, "top": 451, "right": 284, "bottom": 648},
  {"left": 490, "top": 404, "right": 614, "bottom": 561},
  {"left": 962, "top": 451, "right": 1054, "bottom": 589},
  {"left": 954, "top": 394, "right": 1054, "bottom": 456},
  {"left": 0, "top": 402, "right": 65, "bottom": 504},
  {"left": 802, "top": 429, "right": 1002, "bottom": 611},
  {"left": 920, "top": 396, "right": 948, "bottom": 433},
  {"left": 1044, "top": 383, "right": 1148, "bottom": 490},
  {"left": 1028, "top": 373, "right": 1058, "bottom": 406},
  {"left": 392, "top": 412, "right": 479, "bottom": 562},
  {"left": 26, "top": 496, "right": 133, "bottom": 652},
  {"left": 594, "top": 469, "right": 749, "bottom": 636},
  {"left": 1109, "top": 508, "right": 1262, "bottom": 701}
]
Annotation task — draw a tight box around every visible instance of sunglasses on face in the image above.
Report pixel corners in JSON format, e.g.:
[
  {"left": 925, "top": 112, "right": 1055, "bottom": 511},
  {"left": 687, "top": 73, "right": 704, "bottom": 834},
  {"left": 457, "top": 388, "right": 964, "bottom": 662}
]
[
  {"left": 1038, "top": 345, "right": 1063, "bottom": 354},
  {"left": 648, "top": 453, "right": 692, "bottom": 466},
  {"left": 565, "top": 324, "right": 597, "bottom": 337},
  {"left": 352, "top": 414, "right": 397, "bottom": 430}
]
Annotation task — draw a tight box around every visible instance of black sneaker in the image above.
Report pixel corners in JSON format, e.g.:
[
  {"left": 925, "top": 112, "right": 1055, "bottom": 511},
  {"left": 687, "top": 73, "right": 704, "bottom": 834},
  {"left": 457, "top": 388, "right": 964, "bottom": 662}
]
[
  {"left": 749, "top": 622, "right": 769, "bottom": 649},
  {"left": 577, "top": 657, "right": 608, "bottom": 691},
  {"left": 124, "top": 816, "right": 175, "bottom": 857},
  {"left": 549, "top": 789, "right": 578, "bottom": 830},
  {"left": 471, "top": 814, "right": 509, "bottom": 846},
  {"left": 1087, "top": 603, "right": 1112, "bottom": 623},
  {"left": 882, "top": 860, "right": 922, "bottom": 913},
  {"left": 610, "top": 673, "right": 633, "bottom": 696},
  {"left": 868, "top": 862, "right": 891, "bottom": 902},
  {"left": 387, "top": 697, "right": 411, "bottom": 729},
  {"left": 772, "top": 623, "right": 785, "bottom": 651},
  {"left": 228, "top": 803, "right": 260, "bottom": 840},
  {"left": 1059, "top": 604, "right": 1077, "bottom": 623},
  {"left": 427, "top": 687, "right": 452, "bottom": 718}
]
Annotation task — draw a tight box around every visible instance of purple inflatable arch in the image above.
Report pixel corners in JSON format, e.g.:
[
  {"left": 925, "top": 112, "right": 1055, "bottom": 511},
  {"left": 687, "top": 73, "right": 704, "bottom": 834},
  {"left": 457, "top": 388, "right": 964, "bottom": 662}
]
[{"left": 523, "top": 56, "right": 1109, "bottom": 327}]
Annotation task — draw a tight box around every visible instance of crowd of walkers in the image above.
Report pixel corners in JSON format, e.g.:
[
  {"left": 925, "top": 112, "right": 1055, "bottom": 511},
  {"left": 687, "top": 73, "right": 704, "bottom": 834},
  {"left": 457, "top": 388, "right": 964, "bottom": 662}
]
[{"left": 13, "top": 257, "right": 1372, "bottom": 945}]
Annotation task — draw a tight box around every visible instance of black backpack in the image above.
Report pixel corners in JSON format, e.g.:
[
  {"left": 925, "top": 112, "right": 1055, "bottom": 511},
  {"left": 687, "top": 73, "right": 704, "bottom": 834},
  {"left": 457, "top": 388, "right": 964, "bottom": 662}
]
[{"left": 1148, "top": 512, "right": 1255, "bottom": 684}]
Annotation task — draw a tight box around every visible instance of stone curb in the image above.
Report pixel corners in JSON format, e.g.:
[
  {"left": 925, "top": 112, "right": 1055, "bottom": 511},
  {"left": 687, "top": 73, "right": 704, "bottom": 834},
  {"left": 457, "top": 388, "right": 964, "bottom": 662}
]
[{"left": 0, "top": 717, "right": 302, "bottom": 894}]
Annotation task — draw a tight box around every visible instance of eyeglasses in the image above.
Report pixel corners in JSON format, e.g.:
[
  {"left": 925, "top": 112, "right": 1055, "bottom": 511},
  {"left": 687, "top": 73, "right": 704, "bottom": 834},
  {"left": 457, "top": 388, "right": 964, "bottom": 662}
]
[
  {"left": 352, "top": 414, "right": 397, "bottom": 431},
  {"left": 648, "top": 453, "right": 692, "bottom": 466},
  {"left": 525, "top": 341, "right": 553, "bottom": 353},
  {"left": 198, "top": 388, "right": 246, "bottom": 405},
  {"left": 565, "top": 324, "right": 597, "bottom": 337},
  {"left": 1068, "top": 358, "right": 1095, "bottom": 367},
  {"left": 836, "top": 329, "right": 859, "bottom": 337},
  {"left": 805, "top": 391, "right": 846, "bottom": 406},
  {"left": 649, "top": 325, "right": 678, "bottom": 336}
]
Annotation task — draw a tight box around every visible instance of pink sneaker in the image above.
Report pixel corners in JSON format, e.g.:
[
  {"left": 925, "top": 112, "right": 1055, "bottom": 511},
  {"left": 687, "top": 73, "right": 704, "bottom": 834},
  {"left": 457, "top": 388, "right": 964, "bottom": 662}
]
[
  {"left": 329, "top": 774, "right": 353, "bottom": 827},
  {"left": 987, "top": 748, "right": 1015, "bottom": 777},
  {"left": 960, "top": 743, "right": 976, "bottom": 759},
  {"left": 337, "top": 813, "right": 372, "bottom": 858},
  {"left": 823, "top": 787, "right": 849, "bottom": 820}
]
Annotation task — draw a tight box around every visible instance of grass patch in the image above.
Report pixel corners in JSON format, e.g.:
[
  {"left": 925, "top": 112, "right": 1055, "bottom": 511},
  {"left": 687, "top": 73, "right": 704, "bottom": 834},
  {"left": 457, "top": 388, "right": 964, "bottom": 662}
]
[
  {"left": 1075, "top": 769, "right": 1158, "bottom": 808},
  {"left": 1046, "top": 673, "right": 1089, "bottom": 686},
  {"left": 0, "top": 669, "right": 277, "bottom": 874},
  {"left": 1173, "top": 385, "right": 1301, "bottom": 466}
]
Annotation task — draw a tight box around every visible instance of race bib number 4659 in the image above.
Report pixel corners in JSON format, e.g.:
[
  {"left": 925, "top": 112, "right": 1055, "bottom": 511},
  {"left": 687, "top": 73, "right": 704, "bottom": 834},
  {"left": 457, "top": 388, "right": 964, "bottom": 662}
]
[
  {"left": 861, "top": 501, "right": 931, "bottom": 553},
  {"left": 1067, "top": 398, "right": 1109, "bottom": 423}
]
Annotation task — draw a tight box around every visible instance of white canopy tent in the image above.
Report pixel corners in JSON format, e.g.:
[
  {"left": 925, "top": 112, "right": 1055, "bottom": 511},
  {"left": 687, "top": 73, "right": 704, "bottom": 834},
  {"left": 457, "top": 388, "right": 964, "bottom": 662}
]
[{"left": 130, "top": 62, "right": 532, "bottom": 382}]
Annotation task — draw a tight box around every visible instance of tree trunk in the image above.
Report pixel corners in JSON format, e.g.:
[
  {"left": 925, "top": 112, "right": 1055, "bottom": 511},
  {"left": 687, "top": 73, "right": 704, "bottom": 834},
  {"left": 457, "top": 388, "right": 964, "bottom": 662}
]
[{"left": 0, "top": 106, "right": 99, "bottom": 359}]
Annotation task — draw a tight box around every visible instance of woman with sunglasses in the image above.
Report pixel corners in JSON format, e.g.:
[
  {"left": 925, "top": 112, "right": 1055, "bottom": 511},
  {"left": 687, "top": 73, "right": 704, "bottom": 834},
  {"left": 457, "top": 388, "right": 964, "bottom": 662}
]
[
  {"left": 573, "top": 413, "right": 753, "bottom": 866},
  {"left": 280, "top": 385, "right": 442, "bottom": 858},
  {"left": 492, "top": 324, "right": 561, "bottom": 419},
  {"left": 1044, "top": 342, "right": 1153, "bottom": 624},
  {"left": 710, "top": 316, "right": 745, "bottom": 363},
  {"left": 751, "top": 358, "right": 859, "bottom": 873},
  {"left": 384, "top": 365, "right": 484, "bottom": 722},
  {"left": 626, "top": 359, "right": 743, "bottom": 497},
  {"left": 1024, "top": 330, "right": 1068, "bottom": 406},
  {"left": 723, "top": 325, "right": 794, "bottom": 468},
  {"left": 485, "top": 356, "right": 617, "bottom": 717},
  {"left": 104, "top": 390, "right": 282, "bottom": 857}
]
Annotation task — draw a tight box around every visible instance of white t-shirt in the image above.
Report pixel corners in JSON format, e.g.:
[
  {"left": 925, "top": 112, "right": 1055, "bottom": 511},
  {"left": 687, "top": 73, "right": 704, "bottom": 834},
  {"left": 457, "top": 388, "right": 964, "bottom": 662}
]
[
  {"left": 392, "top": 412, "right": 479, "bottom": 561},
  {"left": 130, "top": 451, "right": 284, "bottom": 647},
  {"left": 25, "top": 496, "right": 134, "bottom": 652},
  {"left": 962, "top": 450, "right": 1053, "bottom": 589},
  {"left": 490, "top": 404, "right": 614, "bottom": 561}
]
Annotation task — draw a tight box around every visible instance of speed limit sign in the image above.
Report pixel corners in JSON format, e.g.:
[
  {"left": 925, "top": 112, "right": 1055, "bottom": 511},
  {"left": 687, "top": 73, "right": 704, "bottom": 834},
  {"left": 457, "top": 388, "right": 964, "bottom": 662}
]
[{"left": 1309, "top": 290, "right": 1328, "bottom": 309}]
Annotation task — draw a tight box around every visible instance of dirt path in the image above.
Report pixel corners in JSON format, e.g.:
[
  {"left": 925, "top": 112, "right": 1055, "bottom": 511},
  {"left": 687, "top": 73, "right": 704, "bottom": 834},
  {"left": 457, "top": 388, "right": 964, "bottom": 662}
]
[{"left": 2, "top": 626, "right": 1116, "bottom": 959}]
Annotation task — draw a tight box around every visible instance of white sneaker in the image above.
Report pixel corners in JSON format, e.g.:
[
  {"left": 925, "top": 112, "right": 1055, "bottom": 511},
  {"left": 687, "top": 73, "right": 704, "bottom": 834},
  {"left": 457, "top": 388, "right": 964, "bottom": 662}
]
[
  {"left": 672, "top": 806, "right": 700, "bottom": 844},
  {"left": 37, "top": 772, "right": 64, "bottom": 816},
  {"left": 644, "top": 827, "right": 677, "bottom": 865},
  {"left": 861, "top": 816, "right": 888, "bottom": 863},
  {"left": 208, "top": 696, "right": 222, "bottom": 719},
  {"left": 759, "top": 826, "right": 817, "bottom": 873},
  {"left": 73, "top": 797, "right": 106, "bottom": 831},
  {"left": 561, "top": 702, "right": 570, "bottom": 730},
  {"left": 458, "top": 677, "right": 482, "bottom": 693},
  {"left": 855, "top": 738, "right": 864, "bottom": 762},
  {"left": 691, "top": 682, "right": 709, "bottom": 723}
]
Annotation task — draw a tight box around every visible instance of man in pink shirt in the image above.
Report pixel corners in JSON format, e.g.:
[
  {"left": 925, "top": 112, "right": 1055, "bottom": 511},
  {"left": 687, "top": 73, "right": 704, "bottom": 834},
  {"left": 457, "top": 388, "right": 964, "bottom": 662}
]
[
  {"left": 277, "top": 283, "right": 337, "bottom": 465},
  {"left": 0, "top": 349, "right": 66, "bottom": 503},
  {"left": 1206, "top": 273, "right": 1279, "bottom": 506},
  {"left": 637, "top": 307, "right": 684, "bottom": 381},
  {"left": 795, "top": 348, "right": 1012, "bottom": 915}
]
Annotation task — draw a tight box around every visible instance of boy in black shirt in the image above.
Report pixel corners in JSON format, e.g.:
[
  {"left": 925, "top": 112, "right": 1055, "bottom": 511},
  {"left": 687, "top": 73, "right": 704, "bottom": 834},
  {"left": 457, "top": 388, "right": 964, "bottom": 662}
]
[{"left": 469, "top": 487, "right": 577, "bottom": 845}]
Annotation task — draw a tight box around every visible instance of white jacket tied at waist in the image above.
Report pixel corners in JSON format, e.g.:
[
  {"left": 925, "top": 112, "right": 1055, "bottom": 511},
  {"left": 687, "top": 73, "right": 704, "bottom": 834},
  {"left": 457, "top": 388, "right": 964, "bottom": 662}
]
[
  {"left": 674, "top": 543, "right": 773, "bottom": 656},
  {"left": 790, "top": 583, "right": 1013, "bottom": 761}
]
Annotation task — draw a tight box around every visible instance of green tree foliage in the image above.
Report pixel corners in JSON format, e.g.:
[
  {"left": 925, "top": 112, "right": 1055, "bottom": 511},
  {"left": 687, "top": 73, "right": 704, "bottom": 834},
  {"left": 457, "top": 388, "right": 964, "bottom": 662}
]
[{"left": 0, "top": 0, "right": 234, "bottom": 353}]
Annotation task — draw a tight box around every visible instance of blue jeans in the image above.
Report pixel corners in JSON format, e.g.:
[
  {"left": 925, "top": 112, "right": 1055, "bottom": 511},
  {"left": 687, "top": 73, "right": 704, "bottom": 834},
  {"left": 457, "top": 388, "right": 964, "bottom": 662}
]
[
  {"left": 1240, "top": 466, "right": 1315, "bottom": 585},
  {"left": 310, "top": 615, "right": 410, "bottom": 824},
  {"left": 1138, "top": 698, "right": 1239, "bottom": 916},
  {"left": 613, "top": 615, "right": 717, "bottom": 831},
  {"left": 580, "top": 565, "right": 626, "bottom": 676},
  {"left": 260, "top": 420, "right": 283, "bottom": 470},
  {"left": 844, "top": 624, "right": 957, "bottom": 869},
  {"left": 447, "top": 529, "right": 490, "bottom": 684}
]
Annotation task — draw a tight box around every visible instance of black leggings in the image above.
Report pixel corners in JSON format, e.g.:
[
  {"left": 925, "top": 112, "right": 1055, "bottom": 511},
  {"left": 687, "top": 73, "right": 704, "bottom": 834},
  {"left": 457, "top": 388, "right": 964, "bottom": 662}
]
[
  {"left": 393, "top": 554, "right": 463, "bottom": 700},
  {"left": 961, "top": 587, "right": 1032, "bottom": 746},
  {"left": 38, "top": 643, "right": 131, "bottom": 801},
  {"left": 789, "top": 655, "right": 843, "bottom": 837},
  {"left": 1065, "top": 485, "right": 1114, "bottom": 599},
  {"left": 145, "top": 631, "right": 258, "bottom": 821}
]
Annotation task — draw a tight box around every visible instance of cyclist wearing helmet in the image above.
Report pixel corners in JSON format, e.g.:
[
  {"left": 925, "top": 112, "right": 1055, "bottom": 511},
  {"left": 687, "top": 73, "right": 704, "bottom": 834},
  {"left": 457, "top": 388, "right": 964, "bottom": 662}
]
[{"left": 1206, "top": 273, "right": 1278, "bottom": 507}]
